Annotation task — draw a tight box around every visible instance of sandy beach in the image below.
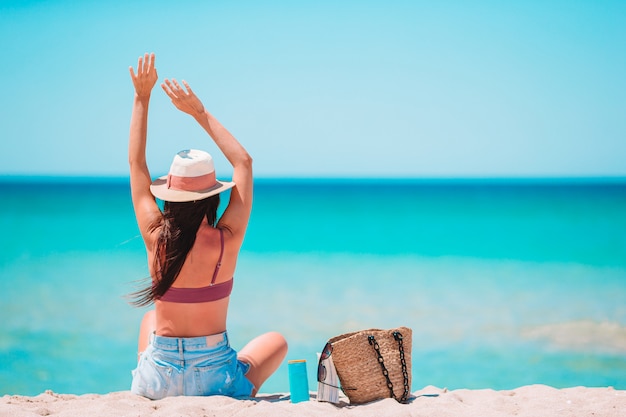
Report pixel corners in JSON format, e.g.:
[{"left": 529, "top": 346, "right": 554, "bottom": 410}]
[{"left": 1, "top": 385, "right": 624, "bottom": 417}]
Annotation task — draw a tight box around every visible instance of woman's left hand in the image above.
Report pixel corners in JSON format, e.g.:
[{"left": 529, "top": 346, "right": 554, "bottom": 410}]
[
  {"left": 129, "top": 53, "right": 158, "bottom": 98},
  {"left": 162, "top": 79, "right": 206, "bottom": 118}
]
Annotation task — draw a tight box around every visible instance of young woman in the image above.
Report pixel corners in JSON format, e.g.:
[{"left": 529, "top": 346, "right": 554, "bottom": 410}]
[{"left": 127, "top": 52, "right": 287, "bottom": 399}]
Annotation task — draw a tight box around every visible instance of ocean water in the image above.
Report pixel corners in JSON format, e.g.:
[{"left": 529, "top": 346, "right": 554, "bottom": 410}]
[{"left": 0, "top": 177, "right": 625, "bottom": 396}]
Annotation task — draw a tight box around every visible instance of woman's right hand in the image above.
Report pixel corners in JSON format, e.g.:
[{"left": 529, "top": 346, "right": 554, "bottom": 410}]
[{"left": 129, "top": 53, "right": 158, "bottom": 98}]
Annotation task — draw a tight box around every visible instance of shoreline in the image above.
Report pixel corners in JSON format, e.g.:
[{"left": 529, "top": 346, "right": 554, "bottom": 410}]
[{"left": 2, "top": 385, "right": 624, "bottom": 417}]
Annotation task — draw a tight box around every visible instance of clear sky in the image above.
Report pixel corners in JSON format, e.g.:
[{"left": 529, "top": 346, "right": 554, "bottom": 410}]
[{"left": 1, "top": 0, "right": 624, "bottom": 178}]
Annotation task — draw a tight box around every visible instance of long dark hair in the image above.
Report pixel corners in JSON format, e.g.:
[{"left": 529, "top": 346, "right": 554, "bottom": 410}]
[{"left": 130, "top": 194, "right": 220, "bottom": 307}]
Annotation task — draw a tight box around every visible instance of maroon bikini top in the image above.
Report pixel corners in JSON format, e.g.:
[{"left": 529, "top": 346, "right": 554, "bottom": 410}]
[{"left": 158, "top": 228, "right": 233, "bottom": 303}]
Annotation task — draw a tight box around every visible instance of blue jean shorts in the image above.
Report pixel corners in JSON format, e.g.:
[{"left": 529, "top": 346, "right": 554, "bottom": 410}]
[{"left": 131, "top": 331, "right": 254, "bottom": 400}]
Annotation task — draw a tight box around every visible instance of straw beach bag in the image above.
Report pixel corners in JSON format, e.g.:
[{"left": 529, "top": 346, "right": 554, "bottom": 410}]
[{"left": 327, "top": 327, "right": 412, "bottom": 404}]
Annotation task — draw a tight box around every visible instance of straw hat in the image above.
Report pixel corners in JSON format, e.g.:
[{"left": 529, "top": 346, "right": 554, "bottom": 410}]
[{"left": 150, "top": 149, "right": 235, "bottom": 202}]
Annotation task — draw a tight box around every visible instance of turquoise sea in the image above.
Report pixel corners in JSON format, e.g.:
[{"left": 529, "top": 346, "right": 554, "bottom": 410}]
[{"left": 1, "top": 177, "right": 625, "bottom": 396}]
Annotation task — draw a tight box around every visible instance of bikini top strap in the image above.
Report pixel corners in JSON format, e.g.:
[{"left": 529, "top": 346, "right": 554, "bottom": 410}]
[{"left": 211, "top": 228, "right": 225, "bottom": 285}]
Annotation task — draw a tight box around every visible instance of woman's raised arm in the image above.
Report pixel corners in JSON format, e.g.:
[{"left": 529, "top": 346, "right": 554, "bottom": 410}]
[
  {"left": 161, "top": 79, "right": 253, "bottom": 243},
  {"left": 128, "top": 53, "right": 161, "bottom": 249}
]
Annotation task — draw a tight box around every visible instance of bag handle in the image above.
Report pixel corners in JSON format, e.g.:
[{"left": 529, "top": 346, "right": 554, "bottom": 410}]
[{"left": 367, "top": 331, "right": 410, "bottom": 403}]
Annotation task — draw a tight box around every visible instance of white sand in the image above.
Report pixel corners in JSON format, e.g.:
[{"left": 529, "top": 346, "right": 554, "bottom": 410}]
[{"left": 1, "top": 385, "right": 624, "bottom": 417}]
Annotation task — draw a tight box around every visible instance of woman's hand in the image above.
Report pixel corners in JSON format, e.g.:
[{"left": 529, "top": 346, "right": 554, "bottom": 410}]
[
  {"left": 129, "top": 53, "right": 158, "bottom": 98},
  {"left": 162, "top": 79, "right": 206, "bottom": 118}
]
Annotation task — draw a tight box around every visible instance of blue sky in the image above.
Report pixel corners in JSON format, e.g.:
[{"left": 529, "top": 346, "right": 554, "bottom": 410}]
[{"left": 1, "top": 0, "right": 624, "bottom": 178}]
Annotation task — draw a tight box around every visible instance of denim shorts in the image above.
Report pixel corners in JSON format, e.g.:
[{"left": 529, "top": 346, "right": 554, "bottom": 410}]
[{"left": 131, "top": 331, "right": 255, "bottom": 400}]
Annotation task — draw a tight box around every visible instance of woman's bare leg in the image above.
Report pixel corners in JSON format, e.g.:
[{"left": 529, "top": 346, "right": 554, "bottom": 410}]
[
  {"left": 238, "top": 332, "right": 288, "bottom": 396},
  {"left": 137, "top": 310, "right": 156, "bottom": 361}
]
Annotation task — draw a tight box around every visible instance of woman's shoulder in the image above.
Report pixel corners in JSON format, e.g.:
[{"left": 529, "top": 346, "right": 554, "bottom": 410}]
[
  {"left": 196, "top": 224, "right": 223, "bottom": 243},
  {"left": 210, "top": 223, "right": 246, "bottom": 255}
]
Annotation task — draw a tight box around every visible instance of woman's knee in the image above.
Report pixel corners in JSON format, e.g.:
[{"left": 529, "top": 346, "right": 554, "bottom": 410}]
[
  {"left": 238, "top": 331, "right": 288, "bottom": 369},
  {"left": 239, "top": 332, "right": 288, "bottom": 395},
  {"left": 266, "top": 331, "right": 288, "bottom": 356},
  {"left": 260, "top": 332, "right": 288, "bottom": 365},
  {"left": 137, "top": 310, "right": 156, "bottom": 357}
]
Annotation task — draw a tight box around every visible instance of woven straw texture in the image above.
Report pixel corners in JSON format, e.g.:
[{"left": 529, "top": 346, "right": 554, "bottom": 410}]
[{"left": 329, "top": 327, "right": 412, "bottom": 404}]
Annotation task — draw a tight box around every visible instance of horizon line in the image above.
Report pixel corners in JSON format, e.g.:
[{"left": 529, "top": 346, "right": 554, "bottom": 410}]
[{"left": 1, "top": 174, "right": 625, "bottom": 185}]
